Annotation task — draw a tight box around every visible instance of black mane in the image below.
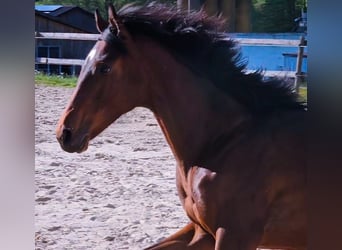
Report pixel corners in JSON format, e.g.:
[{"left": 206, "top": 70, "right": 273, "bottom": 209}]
[{"left": 114, "top": 3, "right": 306, "bottom": 112}]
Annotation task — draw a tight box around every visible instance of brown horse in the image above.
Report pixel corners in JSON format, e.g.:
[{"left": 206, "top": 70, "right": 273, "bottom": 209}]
[{"left": 56, "top": 4, "right": 306, "bottom": 250}]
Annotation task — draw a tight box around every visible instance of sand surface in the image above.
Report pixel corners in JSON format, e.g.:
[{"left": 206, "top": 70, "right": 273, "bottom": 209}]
[{"left": 35, "top": 84, "right": 188, "bottom": 250}]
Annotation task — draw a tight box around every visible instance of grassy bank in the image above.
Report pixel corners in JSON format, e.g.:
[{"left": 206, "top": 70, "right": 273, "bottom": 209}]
[
  {"left": 35, "top": 73, "right": 77, "bottom": 88},
  {"left": 299, "top": 87, "right": 307, "bottom": 101}
]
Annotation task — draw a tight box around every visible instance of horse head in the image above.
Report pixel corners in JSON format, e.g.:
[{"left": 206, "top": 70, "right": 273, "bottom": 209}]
[{"left": 56, "top": 4, "right": 148, "bottom": 153}]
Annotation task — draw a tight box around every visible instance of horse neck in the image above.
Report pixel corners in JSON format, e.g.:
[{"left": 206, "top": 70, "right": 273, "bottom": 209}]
[{"left": 138, "top": 37, "right": 250, "bottom": 169}]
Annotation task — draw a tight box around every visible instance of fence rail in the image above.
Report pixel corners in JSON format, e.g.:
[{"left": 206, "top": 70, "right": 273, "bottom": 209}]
[
  {"left": 235, "top": 38, "right": 300, "bottom": 46},
  {"left": 35, "top": 32, "right": 99, "bottom": 41},
  {"left": 35, "top": 57, "right": 84, "bottom": 66},
  {"left": 35, "top": 32, "right": 303, "bottom": 46},
  {"left": 35, "top": 32, "right": 307, "bottom": 90}
]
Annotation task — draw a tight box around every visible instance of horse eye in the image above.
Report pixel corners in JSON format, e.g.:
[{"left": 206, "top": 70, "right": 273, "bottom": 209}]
[{"left": 99, "top": 63, "right": 111, "bottom": 74}]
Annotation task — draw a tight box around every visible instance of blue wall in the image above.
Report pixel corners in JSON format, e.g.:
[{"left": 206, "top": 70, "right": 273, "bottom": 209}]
[{"left": 230, "top": 33, "right": 307, "bottom": 73}]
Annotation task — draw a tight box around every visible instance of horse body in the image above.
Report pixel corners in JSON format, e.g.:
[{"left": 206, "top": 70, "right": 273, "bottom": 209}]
[
  {"left": 56, "top": 4, "right": 306, "bottom": 249},
  {"left": 137, "top": 35, "right": 306, "bottom": 249},
  {"left": 151, "top": 94, "right": 306, "bottom": 249}
]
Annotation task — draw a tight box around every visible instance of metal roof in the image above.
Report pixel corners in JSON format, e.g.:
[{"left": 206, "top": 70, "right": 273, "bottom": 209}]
[
  {"left": 35, "top": 5, "right": 63, "bottom": 13},
  {"left": 48, "top": 6, "right": 75, "bottom": 17}
]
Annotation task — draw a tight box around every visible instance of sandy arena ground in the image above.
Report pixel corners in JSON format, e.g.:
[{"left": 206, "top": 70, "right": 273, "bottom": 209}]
[{"left": 35, "top": 84, "right": 188, "bottom": 250}]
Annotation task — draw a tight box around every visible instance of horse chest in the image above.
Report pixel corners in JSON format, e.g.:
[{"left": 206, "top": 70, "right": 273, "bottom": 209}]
[{"left": 177, "top": 166, "right": 219, "bottom": 233}]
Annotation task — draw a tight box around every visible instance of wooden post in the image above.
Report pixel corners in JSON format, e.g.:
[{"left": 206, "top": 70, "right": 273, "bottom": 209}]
[
  {"left": 177, "top": 0, "right": 188, "bottom": 11},
  {"left": 295, "top": 36, "right": 306, "bottom": 93},
  {"left": 72, "top": 65, "right": 76, "bottom": 76},
  {"left": 218, "top": 0, "right": 236, "bottom": 31},
  {"left": 236, "top": 0, "right": 252, "bottom": 32},
  {"left": 188, "top": 0, "right": 202, "bottom": 11}
]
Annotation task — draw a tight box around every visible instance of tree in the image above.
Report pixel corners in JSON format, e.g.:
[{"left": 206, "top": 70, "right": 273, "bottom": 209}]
[
  {"left": 177, "top": 0, "right": 252, "bottom": 32},
  {"left": 252, "top": 0, "right": 306, "bottom": 32},
  {"left": 35, "top": 0, "right": 306, "bottom": 32}
]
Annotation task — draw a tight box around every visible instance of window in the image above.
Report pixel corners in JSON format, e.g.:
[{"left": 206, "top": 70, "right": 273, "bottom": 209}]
[{"left": 35, "top": 46, "right": 61, "bottom": 75}]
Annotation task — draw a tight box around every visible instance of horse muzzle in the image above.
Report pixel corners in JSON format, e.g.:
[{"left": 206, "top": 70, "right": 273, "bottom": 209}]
[{"left": 56, "top": 125, "right": 90, "bottom": 153}]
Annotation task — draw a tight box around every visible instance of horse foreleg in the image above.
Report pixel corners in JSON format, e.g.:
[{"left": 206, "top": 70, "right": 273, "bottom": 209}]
[
  {"left": 145, "top": 222, "right": 215, "bottom": 250},
  {"left": 145, "top": 240, "right": 188, "bottom": 250},
  {"left": 215, "top": 227, "right": 262, "bottom": 250},
  {"left": 144, "top": 223, "right": 195, "bottom": 250}
]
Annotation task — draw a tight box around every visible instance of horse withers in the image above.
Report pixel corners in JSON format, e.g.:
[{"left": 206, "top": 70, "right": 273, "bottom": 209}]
[{"left": 56, "top": 4, "right": 307, "bottom": 250}]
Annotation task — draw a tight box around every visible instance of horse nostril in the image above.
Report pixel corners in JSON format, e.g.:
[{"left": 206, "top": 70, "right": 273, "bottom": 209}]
[{"left": 61, "top": 128, "right": 72, "bottom": 145}]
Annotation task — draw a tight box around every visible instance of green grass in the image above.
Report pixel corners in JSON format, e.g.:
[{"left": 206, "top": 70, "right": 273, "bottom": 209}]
[
  {"left": 298, "top": 81, "right": 307, "bottom": 102},
  {"left": 299, "top": 87, "right": 307, "bottom": 101},
  {"left": 35, "top": 73, "right": 77, "bottom": 88}
]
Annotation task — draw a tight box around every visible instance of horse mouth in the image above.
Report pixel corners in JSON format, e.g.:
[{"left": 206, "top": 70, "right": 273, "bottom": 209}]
[
  {"left": 59, "top": 133, "right": 90, "bottom": 153},
  {"left": 76, "top": 135, "right": 90, "bottom": 153}
]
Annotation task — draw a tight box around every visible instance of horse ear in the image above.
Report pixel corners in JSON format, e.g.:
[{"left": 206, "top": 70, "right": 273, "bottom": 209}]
[
  {"left": 107, "top": 4, "right": 121, "bottom": 36},
  {"left": 107, "top": 3, "right": 131, "bottom": 40},
  {"left": 95, "top": 8, "right": 108, "bottom": 33},
  {"left": 108, "top": 3, "right": 118, "bottom": 20}
]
